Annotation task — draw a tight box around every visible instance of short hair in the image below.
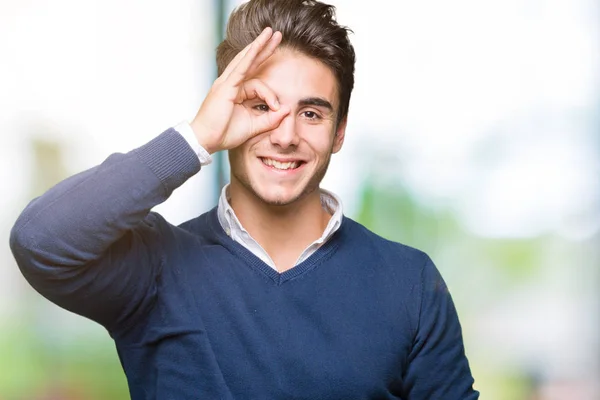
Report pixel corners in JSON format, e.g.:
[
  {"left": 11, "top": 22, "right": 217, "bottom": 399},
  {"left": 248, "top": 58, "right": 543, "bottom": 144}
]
[{"left": 217, "top": 0, "right": 356, "bottom": 125}]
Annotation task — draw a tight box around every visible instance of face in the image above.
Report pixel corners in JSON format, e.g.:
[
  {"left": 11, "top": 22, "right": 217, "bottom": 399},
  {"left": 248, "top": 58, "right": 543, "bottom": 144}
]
[{"left": 228, "top": 48, "right": 347, "bottom": 207}]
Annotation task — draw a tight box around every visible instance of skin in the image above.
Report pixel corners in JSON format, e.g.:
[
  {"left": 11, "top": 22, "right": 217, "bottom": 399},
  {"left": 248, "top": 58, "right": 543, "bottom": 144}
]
[{"left": 191, "top": 28, "right": 347, "bottom": 272}]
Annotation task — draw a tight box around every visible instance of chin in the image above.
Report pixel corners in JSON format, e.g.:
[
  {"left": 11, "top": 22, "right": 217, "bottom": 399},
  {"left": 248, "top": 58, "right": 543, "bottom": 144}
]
[{"left": 251, "top": 183, "right": 308, "bottom": 207}]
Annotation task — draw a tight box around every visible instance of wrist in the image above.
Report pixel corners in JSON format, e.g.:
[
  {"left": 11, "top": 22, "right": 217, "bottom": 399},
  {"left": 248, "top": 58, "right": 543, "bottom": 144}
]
[{"left": 190, "top": 120, "right": 219, "bottom": 155}]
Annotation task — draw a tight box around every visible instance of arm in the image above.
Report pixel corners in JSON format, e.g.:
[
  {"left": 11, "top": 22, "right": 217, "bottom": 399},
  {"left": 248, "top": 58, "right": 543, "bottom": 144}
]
[
  {"left": 10, "top": 129, "right": 200, "bottom": 332},
  {"left": 402, "top": 257, "right": 480, "bottom": 399},
  {"left": 10, "top": 27, "right": 290, "bottom": 333}
]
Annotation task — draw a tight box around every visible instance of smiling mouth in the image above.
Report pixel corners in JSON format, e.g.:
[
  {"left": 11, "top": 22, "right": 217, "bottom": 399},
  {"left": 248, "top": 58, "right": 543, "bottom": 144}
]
[{"left": 260, "top": 157, "right": 304, "bottom": 171}]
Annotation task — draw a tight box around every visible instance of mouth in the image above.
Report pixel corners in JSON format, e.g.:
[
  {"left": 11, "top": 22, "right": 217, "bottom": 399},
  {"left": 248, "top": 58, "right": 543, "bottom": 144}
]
[{"left": 259, "top": 157, "right": 305, "bottom": 171}]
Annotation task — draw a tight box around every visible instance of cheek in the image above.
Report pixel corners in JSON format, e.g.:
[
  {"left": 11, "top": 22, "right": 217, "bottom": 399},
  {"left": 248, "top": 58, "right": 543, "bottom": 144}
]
[
  {"left": 229, "top": 138, "right": 258, "bottom": 163},
  {"left": 298, "top": 126, "right": 336, "bottom": 155}
]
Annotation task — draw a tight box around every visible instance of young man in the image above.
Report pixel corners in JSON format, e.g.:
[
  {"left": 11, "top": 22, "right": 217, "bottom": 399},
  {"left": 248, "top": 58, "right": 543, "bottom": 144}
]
[{"left": 10, "top": 0, "right": 479, "bottom": 399}]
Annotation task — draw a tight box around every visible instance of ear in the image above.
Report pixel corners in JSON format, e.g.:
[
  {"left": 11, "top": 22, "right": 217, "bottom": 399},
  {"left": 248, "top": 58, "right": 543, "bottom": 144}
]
[{"left": 332, "top": 116, "right": 347, "bottom": 154}]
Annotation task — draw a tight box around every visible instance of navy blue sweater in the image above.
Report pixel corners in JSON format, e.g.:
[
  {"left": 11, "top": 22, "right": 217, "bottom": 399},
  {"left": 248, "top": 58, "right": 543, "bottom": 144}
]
[{"left": 10, "top": 129, "right": 478, "bottom": 399}]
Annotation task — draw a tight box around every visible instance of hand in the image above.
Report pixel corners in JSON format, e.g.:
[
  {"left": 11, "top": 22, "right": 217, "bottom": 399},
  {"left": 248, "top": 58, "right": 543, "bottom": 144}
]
[{"left": 191, "top": 27, "right": 290, "bottom": 154}]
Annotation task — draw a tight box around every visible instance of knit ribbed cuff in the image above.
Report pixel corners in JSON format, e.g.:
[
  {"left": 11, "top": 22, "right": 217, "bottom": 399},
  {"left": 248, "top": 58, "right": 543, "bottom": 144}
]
[{"left": 133, "top": 128, "right": 202, "bottom": 193}]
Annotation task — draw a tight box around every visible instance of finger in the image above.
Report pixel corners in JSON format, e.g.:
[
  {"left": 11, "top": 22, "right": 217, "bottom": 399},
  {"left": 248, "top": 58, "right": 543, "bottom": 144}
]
[
  {"left": 251, "top": 105, "right": 291, "bottom": 136},
  {"left": 246, "top": 31, "right": 282, "bottom": 77},
  {"left": 227, "top": 27, "right": 274, "bottom": 84},
  {"left": 241, "top": 79, "right": 280, "bottom": 111}
]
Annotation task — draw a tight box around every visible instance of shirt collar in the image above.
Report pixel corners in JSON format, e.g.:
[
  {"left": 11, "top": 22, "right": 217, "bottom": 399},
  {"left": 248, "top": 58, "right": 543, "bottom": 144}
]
[{"left": 217, "top": 184, "right": 343, "bottom": 243}]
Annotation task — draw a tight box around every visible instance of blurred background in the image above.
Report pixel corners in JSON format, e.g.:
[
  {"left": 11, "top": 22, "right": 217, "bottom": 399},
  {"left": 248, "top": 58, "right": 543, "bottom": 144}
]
[{"left": 1, "top": 0, "right": 598, "bottom": 398}]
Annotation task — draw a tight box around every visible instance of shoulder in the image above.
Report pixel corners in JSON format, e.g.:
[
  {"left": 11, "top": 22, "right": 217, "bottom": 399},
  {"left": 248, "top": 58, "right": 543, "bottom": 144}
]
[
  {"left": 176, "top": 207, "right": 220, "bottom": 243},
  {"left": 341, "top": 216, "right": 432, "bottom": 274},
  {"left": 340, "top": 217, "right": 442, "bottom": 337},
  {"left": 343, "top": 220, "right": 453, "bottom": 312},
  {"left": 129, "top": 208, "right": 217, "bottom": 248}
]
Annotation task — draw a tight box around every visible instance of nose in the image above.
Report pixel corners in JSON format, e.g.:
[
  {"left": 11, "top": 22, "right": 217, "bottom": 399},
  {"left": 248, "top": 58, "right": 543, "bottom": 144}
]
[{"left": 269, "top": 114, "right": 299, "bottom": 149}]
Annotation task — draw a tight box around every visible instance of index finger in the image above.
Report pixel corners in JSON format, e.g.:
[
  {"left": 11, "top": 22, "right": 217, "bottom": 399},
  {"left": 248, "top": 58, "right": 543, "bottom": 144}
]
[
  {"left": 246, "top": 30, "right": 282, "bottom": 78},
  {"left": 224, "top": 27, "right": 274, "bottom": 84}
]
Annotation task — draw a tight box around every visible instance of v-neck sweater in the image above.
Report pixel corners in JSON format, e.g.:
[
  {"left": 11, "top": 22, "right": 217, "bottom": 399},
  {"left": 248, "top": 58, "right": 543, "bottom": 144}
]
[
  {"left": 10, "top": 128, "right": 479, "bottom": 399},
  {"left": 215, "top": 183, "right": 343, "bottom": 271}
]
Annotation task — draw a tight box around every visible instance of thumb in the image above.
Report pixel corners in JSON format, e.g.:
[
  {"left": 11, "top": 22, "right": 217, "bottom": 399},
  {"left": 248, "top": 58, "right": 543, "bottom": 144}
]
[{"left": 252, "top": 105, "right": 291, "bottom": 135}]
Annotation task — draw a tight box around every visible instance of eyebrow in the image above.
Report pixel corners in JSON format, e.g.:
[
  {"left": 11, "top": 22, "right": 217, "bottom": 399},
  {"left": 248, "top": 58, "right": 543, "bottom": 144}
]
[{"left": 298, "top": 97, "right": 334, "bottom": 113}]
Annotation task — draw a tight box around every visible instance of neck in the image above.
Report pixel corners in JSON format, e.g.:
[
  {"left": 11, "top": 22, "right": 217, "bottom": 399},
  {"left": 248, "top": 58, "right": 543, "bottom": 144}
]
[{"left": 227, "top": 182, "right": 331, "bottom": 271}]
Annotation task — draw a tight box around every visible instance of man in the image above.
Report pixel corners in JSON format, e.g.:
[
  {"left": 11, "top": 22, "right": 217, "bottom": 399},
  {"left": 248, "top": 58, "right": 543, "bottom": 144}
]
[{"left": 10, "top": 0, "right": 479, "bottom": 398}]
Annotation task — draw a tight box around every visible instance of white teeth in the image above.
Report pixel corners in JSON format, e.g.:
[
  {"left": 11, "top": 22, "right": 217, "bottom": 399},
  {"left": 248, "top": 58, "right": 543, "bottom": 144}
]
[{"left": 261, "top": 158, "right": 300, "bottom": 170}]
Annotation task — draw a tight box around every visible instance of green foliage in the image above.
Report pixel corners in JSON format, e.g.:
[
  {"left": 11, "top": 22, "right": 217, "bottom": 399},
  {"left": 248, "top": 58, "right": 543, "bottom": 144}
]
[
  {"left": 356, "top": 180, "right": 451, "bottom": 252},
  {"left": 0, "top": 325, "right": 129, "bottom": 399}
]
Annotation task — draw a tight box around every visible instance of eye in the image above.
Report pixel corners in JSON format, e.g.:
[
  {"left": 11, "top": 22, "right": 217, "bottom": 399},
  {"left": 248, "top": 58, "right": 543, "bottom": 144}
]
[
  {"left": 253, "top": 104, "right": 269, "bottom": 112},
  {"left": 302, "top": 111, "right": 321, "bottom": 120}
]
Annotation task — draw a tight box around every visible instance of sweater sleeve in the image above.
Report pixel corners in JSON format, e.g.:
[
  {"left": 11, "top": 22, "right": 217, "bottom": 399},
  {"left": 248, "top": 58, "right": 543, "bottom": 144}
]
[
  {"left": 402, "top": 257, "right": 480, "bottom": 399},
  {"left": 9, "top": 128, "right": 201, "bottom": 332}
]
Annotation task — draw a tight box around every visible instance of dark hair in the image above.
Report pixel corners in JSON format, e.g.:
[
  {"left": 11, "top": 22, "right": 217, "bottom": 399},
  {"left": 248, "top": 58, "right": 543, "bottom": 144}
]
[{"left": 217, "top": 0, "right": 355, "bottom": 125}]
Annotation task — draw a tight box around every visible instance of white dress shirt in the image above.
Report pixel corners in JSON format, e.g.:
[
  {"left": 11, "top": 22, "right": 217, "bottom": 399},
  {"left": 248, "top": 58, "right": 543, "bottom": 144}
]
[{"left": 174, "top": 121, "right": 344, "bottom": 272}]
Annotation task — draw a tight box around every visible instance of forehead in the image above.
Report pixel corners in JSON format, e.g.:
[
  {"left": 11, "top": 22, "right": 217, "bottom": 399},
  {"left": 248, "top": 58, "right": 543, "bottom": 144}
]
[{"left": 252, "top": 48, "right": 338, "bottom": 108}]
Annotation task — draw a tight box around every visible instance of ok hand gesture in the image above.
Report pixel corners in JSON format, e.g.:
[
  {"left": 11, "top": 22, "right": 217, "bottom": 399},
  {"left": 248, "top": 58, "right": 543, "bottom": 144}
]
[{"left": 191, "top": 27, "right": 290, "bottom": 154}]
